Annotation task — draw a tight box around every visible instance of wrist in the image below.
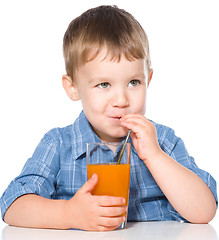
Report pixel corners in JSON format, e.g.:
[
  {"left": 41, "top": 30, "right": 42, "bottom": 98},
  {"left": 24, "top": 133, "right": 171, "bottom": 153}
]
[
  {"left": 142, "top": 148, "right": 164, "bottom": 166},
  {"left": 59, "top": 199, "right": 72, "bottom": 229},
  {"left": 62, "top": 197, "right": 82, "bottom": 230}
]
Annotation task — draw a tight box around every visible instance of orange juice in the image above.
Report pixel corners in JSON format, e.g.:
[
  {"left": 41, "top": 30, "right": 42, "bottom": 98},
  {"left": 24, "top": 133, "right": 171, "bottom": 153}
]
[{"left": 87, "top": 163, "right": 130, "bottom": 205}]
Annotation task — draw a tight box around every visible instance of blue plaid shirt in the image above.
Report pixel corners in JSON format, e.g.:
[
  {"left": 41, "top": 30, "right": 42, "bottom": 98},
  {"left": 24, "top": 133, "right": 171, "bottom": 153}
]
[{"left": 0, "top": 111, "right": 217, "bottom": 222}]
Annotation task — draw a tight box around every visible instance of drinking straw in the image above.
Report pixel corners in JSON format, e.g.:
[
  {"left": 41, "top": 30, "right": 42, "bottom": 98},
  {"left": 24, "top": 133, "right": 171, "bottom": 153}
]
[{"left": 117, "top": 130, "right": 131, "bottom": 164}]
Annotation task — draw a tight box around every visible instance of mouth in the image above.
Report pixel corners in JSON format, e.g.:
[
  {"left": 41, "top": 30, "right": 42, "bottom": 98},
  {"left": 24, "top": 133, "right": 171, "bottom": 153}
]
[{"left": 110, "top": 116, "right": 122, "bottom": 120}]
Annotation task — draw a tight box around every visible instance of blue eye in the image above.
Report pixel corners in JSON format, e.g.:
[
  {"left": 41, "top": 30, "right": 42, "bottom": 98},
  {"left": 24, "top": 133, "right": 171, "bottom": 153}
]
[
  {"left": 128, "top": 80, "right": 140, "bottom": 87},
  {"left": 97, "top": 82, "right": 110, "bottom": 88}
]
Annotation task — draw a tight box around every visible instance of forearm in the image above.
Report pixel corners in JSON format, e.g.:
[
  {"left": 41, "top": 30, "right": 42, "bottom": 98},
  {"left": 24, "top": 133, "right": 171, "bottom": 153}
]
[
  {"left": 4, "top": 194, "right": 69, "bottom": 229},
  {"left": 120, "top": 114, "right": 217, "bottom": 223},
  {"left": 145, "top": 151, "right": 217, "bottom": 223}
]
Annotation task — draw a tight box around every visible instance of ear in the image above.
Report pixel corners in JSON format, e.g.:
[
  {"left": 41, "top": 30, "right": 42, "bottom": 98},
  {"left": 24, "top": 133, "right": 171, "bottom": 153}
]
[
  {"left": 62, "top": 75, "right": 80, "bottom": 101},
  {"left": 147, "top": 69, "right": 153, "bottom": 88}
]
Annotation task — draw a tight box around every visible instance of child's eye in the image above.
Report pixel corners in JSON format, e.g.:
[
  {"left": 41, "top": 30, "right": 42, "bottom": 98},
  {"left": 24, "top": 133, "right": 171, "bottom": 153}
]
[
  {"left": 97, "top": 82, "right": 110, "bottom": 89},
  {"left": 128, "top": 80, "right": 140, "bottom": 87}
]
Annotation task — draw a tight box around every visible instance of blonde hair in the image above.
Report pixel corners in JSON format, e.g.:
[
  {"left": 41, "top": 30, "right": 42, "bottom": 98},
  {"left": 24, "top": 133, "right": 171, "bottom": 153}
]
[{"left": 63, "top": 5, "right": 151, "bottom": 81}]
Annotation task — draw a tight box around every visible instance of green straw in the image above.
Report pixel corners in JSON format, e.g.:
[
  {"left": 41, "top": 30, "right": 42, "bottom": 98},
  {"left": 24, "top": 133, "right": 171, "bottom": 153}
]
[{"left": 117, "top": 130, "right": 131, "bottom": 164}]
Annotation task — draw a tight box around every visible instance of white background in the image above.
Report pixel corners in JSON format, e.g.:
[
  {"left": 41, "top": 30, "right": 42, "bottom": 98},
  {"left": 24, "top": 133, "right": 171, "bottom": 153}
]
[{"left": 0, "top": 0, "right": 218, "bottom": 233}]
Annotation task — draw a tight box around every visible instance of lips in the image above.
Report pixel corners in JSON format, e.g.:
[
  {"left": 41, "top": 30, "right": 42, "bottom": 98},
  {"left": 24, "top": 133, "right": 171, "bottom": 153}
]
[
  {"left": 113, "top": 116, "right": 121, "bottom": 119},
  {"left": 110, "top": 116, "right": 122, "bottom": 120},
  {"left": 107, "top": 113, "right": 125, "bottom": 121}
]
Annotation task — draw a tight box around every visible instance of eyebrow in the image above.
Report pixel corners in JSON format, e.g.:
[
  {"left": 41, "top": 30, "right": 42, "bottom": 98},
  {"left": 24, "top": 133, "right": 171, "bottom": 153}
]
[
  {"left": 130, "top": 73, "right": 146, "bottom": 79},
  {"left": 88, "top": 77, "right": 110, "bottom": 85},
  {"left": 88, "top": 72, "right": 146, "bottom": 84}
]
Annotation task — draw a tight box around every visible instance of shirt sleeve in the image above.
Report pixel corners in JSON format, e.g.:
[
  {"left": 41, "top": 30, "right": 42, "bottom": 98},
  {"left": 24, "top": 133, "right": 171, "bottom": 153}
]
[
  {"left": 161, "top": 128, "right": 218, "bottom": 221},
  {"left": 0, "top": 128, "right": 61, "bottom": 221}
]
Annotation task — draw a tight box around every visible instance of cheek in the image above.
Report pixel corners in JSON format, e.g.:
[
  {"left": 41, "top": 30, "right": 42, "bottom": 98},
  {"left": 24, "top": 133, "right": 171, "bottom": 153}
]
[
  {"left": 131, "top": 90, "right": 146, "bottom": 114},
  {"left": 80, "top": 92, "right": 107, "bottom": 114},
  {"left": 136, "top": 100, "right": 146, "bottom": 115}
]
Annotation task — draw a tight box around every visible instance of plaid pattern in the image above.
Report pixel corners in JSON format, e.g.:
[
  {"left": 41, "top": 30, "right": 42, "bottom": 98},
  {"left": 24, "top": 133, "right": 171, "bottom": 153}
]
[{"left": 1, "top": 111, "right": 217, "bottom": 221}]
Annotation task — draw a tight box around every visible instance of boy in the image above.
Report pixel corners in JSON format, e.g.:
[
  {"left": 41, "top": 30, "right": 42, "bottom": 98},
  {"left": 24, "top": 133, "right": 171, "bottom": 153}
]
[{"left": 0, "top": 5, "right": 217, "bottom": 231}]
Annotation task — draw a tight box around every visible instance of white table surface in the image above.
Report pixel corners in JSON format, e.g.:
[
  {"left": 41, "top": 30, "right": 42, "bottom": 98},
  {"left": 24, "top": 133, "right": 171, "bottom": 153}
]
[{"left": 0, "top": 219, "right": 218, "bottom": 240}]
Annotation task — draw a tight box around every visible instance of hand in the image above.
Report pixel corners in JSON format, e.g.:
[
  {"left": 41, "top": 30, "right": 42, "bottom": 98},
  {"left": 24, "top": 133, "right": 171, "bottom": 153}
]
[
  {"left": 64, "top": 174, "right": 127, "bottom": 231},
  {"left": 120, "top": 114, "right": 162, "bottom": 163}
]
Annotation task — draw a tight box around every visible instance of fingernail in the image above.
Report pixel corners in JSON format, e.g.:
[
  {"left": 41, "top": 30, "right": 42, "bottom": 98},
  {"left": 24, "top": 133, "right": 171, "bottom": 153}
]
[{"left": 92, "top": 173, "right": 97, "bottom": 179}]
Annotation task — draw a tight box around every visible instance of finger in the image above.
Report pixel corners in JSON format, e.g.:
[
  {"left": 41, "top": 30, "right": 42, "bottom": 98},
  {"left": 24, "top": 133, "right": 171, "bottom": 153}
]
[
  {"left": 122, "top": 113, "right": 148, "bottom": 122},
  {"left": 95, "top": 224, "right": 121, "bottom": 232},
  {"left": 79, "top": 173, "right": 98, "bottom": 194},
  {"left": 120, "top": 120, "right": 144, "bottom": 135},
  {"left": 121, "top": 115, "right": 149, "bottom": 126},
  {"left": 121, "top": 117, "right": 154, "bottom": 134},
  {"left": 95, "top": 195, "right": 126, "bottom": 207},
  {"left": 99, "top": 216, "right": 126, "bottom": 227},
  {"left": 99, "top": 205, "right": 127, "bottom": 217}
]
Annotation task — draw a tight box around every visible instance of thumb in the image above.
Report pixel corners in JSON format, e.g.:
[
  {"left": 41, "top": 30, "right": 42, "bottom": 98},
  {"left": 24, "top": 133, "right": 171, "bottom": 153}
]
[{"left": 80, "top": 173, "right": 98, "bottom": 194}]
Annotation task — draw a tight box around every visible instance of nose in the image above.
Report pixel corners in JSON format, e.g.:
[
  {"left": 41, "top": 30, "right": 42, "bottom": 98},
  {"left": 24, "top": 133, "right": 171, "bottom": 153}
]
[{"left": 111, "top": 90, "right": 130, "bottom": 108}]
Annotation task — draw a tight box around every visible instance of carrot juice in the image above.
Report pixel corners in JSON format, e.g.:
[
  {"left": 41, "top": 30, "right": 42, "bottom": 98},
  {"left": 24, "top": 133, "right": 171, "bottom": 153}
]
[{"left": 87, "top": 163, "right": 130, "bottom": 205}]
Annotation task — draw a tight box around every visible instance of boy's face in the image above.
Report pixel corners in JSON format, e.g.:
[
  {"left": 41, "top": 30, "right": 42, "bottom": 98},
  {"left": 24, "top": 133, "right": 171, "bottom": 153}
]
[{"left": 65, "top": 50, "right": 149, "bottom": 142}]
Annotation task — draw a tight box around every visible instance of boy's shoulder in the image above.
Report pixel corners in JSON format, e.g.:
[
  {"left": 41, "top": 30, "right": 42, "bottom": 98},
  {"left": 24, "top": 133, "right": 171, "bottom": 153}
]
[
  {"left": 41, "top": 124, "right": 74, "bottom": 146},
  {"left": 41, "top": 111, "right": 93, "bottom": 146},
  {"left": 151, "top": 120, "right": 175, "bottom": 135},
  {"left": 151, "top": 120, "right": 180, "bottom": 153}
]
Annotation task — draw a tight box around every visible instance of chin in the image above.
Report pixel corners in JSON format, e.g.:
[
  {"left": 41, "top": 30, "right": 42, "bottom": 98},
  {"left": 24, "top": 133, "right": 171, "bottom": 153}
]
[
  {"left": 92, "top": 124, "right": 128, "bottom": 142},
  {"left": 108, "top": 129, "right": 128, "bottom": 140}
]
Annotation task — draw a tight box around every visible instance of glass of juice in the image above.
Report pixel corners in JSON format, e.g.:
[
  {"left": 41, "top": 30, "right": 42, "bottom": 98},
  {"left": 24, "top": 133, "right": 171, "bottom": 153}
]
[{"left": 86, "top": 142, "right": 131, "bottom": 229}]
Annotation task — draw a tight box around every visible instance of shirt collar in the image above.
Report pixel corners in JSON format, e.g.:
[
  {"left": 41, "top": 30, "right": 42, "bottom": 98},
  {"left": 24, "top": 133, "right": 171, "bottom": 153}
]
[
  {"left": 71, "top": 111, "right": 101, "bottom": 160},
  {"left": 71, "top": 110, "right": 138, "bottom": 160}
]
